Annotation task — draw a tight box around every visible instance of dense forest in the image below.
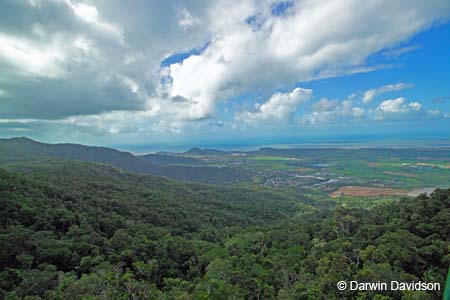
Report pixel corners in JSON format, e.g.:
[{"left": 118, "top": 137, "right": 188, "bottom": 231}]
[{"left": 1, "top": 161, "right": 449, "bottom": 299}]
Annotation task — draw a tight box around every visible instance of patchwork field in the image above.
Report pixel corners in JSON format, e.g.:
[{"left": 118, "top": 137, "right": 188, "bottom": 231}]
[
  {"left": 330, "top": 186, "right": 407, "bottom": 197},
  {"left": 293, "top": 167, "right": 315, "bottom": 172},
  {"left": 2, "top": 138, "right": 448, "bottom": 199},
  {"left": 382, "top": 171, "right": 419, "bottom": 178}
]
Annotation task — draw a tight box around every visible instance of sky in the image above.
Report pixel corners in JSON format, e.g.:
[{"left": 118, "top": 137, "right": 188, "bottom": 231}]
[{"left": 0, "top": 0, "right": 449, "bottom": 150}]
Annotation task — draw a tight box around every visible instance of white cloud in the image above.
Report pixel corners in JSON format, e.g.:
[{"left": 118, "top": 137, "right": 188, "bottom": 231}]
[
  {"left": 32, "top": 23, "right": 47, "bottom": 38},
  {"left": 374, "top": 97, "right": 423, "bottom": 120},
  {"left": 303, "top": 95, "right": 447, "bottom": 126},
  {"left": 0, "top": 118, "right": 45, "bottom": 124},
  {"left": 382, "top": 45, "right": 421, "bottom": 59},
  {"left": 59, "top": 97, "right": 225, "bottom": 135},
  {"left": 236, "top": 87, "right": 312, "bottom": 126},
  {"left": 373, "top": 97, "right": 449, "bottom": 121},
  {"left": 178, "top": 8, "right": 201, "bottom": 30},
  {"left": 362, "top": 82, "right": 414, "bottom": 104},
  {"left": 377, "top": 97, "right": 420, "bottom": 113},
  {"left": 0, "top": 1, "right": 124, "bottom": 81},
  {"left": 352, "top": 107, "right": 365, "bottom": 117},
  {"left": 1, "top": 0, "right": 449, "bottom": 137},
  {"left": 0, "top": 0, "right": 211, "bottom": 120},
  {"left": 312, "top": 98, "right": 339, "bottom": 112},
  {"left": 0, "top": 33, "right": 68, "bottom": 78},
  {"left": 302, "top": 99, "right": 365, "bottom": 126},
  {"left": 166, "top": 0, "right": 450, "bottom": 120},
  {"left": 64, "top": 1, "right": 124, "bottom": 43}
]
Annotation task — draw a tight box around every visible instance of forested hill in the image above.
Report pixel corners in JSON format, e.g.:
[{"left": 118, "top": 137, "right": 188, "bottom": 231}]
[
  {"left": 183, "top": 147, "right": 227, "bottom": 156},
  {"left": 0, "top": 161, "right": 317, "bottom": 231},
  {"left": 1, "top": 160, "right": 449, "bottom": 299},
  {"left": 0, "top": 137, "right": 160, "bottom": 173},
  {"left": 0, "top": 137, "right": 250, "bottom": 184}
]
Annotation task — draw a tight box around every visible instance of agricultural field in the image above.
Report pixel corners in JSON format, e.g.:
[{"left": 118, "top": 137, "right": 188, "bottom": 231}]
[
  {"left": 1, "top": 138, "right": 448, "bottom": 198},
  {"left": 329, "top": 186, "right": 407, "bottom": 197},
  {"left": 179, "top": 147, "right": 450, "bottom": 198}
]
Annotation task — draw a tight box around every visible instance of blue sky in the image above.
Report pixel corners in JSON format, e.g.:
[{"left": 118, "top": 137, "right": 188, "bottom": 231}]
[{"left": 0, "top": 0, "right": 449, "bottom": 150}]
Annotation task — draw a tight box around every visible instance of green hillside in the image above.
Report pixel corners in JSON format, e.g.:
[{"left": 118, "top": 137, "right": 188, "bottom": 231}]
[
  {"left": 0, "top": 137, "right": 250, "bottom": 184},
  {"left": 1, "top": 161, "right": 448, "bottom": 299}
]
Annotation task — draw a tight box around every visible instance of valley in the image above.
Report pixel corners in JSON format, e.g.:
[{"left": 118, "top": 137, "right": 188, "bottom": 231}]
[
  {"left": 154, "top": 146, "right": 450, "bottom": 197},
  {"left": 1, "top": 138, "right": 448, "bottom": 199}
]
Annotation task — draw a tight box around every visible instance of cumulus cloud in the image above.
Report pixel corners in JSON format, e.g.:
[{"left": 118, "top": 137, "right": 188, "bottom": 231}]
[
  {"left": 377, "top": 97, "right": 419, "bottom": 113},
  {"left": 362, "top": 96, "right": 446, "bottom": 121},
  {"left": 57, "top": 103, "right": 226, "bottom": 137},
  {"left": 362, "top": 82, "right": 414, "bottom": 104},
  {"left": 0, "top": 33, "right": 67, "bottom": 78},
  {"left": 374, "top": 97, "right": 430, "bottom": 120},
  {"left": 178, "top": 8, "right": 201, "bottom": 30},
  {"left": 302, "top": 95, "right": 447, "bottom": 126},
  {"left": 0, "top": 0, "right": 210, "bottom": 120},
  {"left": 0, "top": 0, "right": 449, "bottom": 138},
  {"left": 0, "top": 1, "right": 121, "bottom": 81},
  {"left": 312, "top": 98, "right": 339, "bottom": 112},
  {"left": 167, "top": 0, "right": 450, "bottom": 120},
  {"left": 64, "top": 0, "right": 124, "bottom": 42},
  {"left": 302, "top": 99, "right": 365, "bottom": 126},
  {"left": 236, "top": 87, "right": 312, "bottom": 126}
]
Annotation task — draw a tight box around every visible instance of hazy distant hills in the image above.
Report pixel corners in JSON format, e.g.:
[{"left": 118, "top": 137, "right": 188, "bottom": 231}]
[
  {"left": 183, "top": 147, "right": 227, "bottom": 156},
  {"left": 0, "top": 137, "right": 250, "bottom": 184},
  {"left": 3, "top": 137, "right": 447, "bottom": 186},
  {"left": 250, "top": 146, "right": 450, "bottom": 160}
]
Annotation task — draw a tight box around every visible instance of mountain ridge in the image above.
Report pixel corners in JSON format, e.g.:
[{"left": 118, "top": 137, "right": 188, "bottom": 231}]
[{"left": 0, "top": 137, "right": 250, "bottom": 184}]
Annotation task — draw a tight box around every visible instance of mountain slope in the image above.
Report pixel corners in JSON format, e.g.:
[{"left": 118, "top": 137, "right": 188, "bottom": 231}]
[
  {"left": 184, "top": 147, "right": 227, "bottom": 156},
  {"left": 0, "top": 160, "right": 316, "bottom": 230},
  {"left": 0, "top": 137, "right": 250, "bottom": 184},
  {"left": 0, "top": 137, "right": 160, "bottom": 173},
  {"left": 1, "top": 160, "right": 448, "bottom": 299}
]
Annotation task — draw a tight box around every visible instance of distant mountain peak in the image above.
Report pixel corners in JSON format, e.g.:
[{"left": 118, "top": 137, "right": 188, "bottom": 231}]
[
  {"left": 5, "top": 136, "right": 36, "bottom": 142},
  {"left": 0, "top": 136, "right": 45, "bottom": 147},
  {"left": 184, "top": 147, "right": 204, "bottom": 155},
  {"left": 184, "top": 147, "right": 226, "bottom": 156},
  {"left": 259, "top": 147, "right": 276, "bottom": 151}
]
